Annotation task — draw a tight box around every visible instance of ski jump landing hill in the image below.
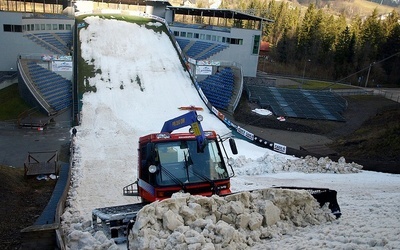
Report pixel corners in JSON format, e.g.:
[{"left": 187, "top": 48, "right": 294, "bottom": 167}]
[
  {"left": 76, "top": 11, "right": 294, "bottom": 154},
  {"left": 68, "top": 13, "right": 235, "bottom": 222}
]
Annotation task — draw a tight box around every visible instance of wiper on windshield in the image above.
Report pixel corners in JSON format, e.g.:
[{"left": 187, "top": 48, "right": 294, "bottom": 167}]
[
  {"left": 159, "top": 165, "right": 186, "bottom": 192},
  {"left": 183, "top": 151, "right": 218, "bottom": 195},
  {"left": 183, "top": 151, "right": 191, "bottom": 183}
]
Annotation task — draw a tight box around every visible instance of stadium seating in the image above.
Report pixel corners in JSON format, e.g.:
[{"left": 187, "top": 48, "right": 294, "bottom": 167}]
[
  {"left": 176, "top": 38, "right": 190, "bottom": 50},
  {"left": 27, "top": 61, "right": 72, "bottom": 112},
  {"left": 176, "top": 38, "right": 228, "bottom": 60},
  {"left": 198, "top": 67, "right": 235, "bottom": 110},
  {"left": 245, "top": 85, "right": 347, "bottom": 121},
  {"left": 24, "top": 32, "right": 72, "bottom": 54}
]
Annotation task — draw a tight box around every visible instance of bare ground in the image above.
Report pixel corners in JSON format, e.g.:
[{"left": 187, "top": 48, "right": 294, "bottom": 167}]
[
  {"left": 0, "top": 166, "right": 56, "bottom": 249},
  {"left": 0, "top": 143, "right": 70, "bottom": 249}
]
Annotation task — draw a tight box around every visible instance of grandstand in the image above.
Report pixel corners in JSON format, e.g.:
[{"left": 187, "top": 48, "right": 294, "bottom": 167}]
[
  {"left": 176, "top": 39, "right": 228, "bottom": 61},
  {"left": 0, "top": 11, "right": 74, "bottom": 117},
  {"left": 27, "top": 61, "right": 72, "bottom": 112},
  {"left": 246, "top": 85, "right": 347, "bottom": 121},
  {"left": 17, "top": 59, "right": 72, "bottom": 116},
  {"left": 166, "top": 6, "right": 273, "bottom": 113},
  {"left": 198, "top": 67, "right": 235, "bottom": 110},
  {"left": 24, "top": 32, "right": 72, "bottom": 54}
]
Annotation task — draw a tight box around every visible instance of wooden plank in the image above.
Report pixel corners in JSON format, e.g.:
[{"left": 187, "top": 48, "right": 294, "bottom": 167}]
[{"left": 25, "top": 162, "right": 56, "bottom": 176}]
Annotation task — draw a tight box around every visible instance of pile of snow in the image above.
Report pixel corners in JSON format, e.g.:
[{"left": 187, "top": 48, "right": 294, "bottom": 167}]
[
  {"left": 128, "top": 189, "right": 334, "bottom": 249},
  {"left": 252, "top": 108, "right": 272, "bottom": 116},
  {"left": 232, "top": 155, "right": 362, "bottom": 175},
  {"left": 283, "top": 156, "right": 363, "bottom": 174}
]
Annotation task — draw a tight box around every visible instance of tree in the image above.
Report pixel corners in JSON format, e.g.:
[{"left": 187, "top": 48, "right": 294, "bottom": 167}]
[
  {"left": 268, "top": 1, "right": 301, "bottom": 46},
  {"left": 334, "top": 27, "right": 356, "bottom": 79},
  {"left": 297, "top": 4, "right": 319, "bottom": 59},
  {"left": 379, "top": 23, "right": 400, "bottom": 85},
  {"left": 276, "top": 28, "right": 298, "bottom": 64},
  {"left": 382, "top": 10, "right": 399, "bottom": 36},
  {"left": 359, "top": 8, "right": 385, "bottom": 62}
]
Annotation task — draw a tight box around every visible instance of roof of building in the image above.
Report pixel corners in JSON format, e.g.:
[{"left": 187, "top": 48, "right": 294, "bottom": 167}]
[{"left": 167, "top": 6, "right": 274, "bottom": 23}]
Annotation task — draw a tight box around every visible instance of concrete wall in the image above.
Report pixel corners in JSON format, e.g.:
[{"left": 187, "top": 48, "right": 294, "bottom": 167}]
[
  {"left": 1, "top": 12, "right": 46, "bottom": 71},
  {"left": 0, "top": 76, "right": 18, "bottom": 90},
  {"left": 0, "top": 11, "right": 74, "bottom": 72},
  {"left": 212, "top": 28, "right": 260, "bottom": 77}
]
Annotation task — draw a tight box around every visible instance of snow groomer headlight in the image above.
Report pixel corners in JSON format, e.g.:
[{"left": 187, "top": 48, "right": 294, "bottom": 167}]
[{"left": 149, "top": 165, "right": 157, "bottom": 174}]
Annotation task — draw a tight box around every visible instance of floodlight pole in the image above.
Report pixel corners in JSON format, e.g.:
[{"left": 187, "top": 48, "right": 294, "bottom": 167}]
[
  {"left": 365, "top": 62, "right": 374, "bottom": 88},
  {"left": 302, "top": 59, "right": 310, "bottom": 87}
]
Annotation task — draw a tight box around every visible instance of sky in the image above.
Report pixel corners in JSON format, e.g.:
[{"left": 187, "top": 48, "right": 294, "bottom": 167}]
[{"left": 60, "top": 15, "right": 400, "bottom": 250}]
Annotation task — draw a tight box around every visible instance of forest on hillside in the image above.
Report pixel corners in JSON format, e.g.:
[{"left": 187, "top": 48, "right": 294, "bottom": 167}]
[{"left": 214, "top": 0, "right": 400, "bottom": 86}]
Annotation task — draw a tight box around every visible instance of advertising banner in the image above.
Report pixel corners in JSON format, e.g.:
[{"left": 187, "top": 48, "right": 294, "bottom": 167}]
[
  {"left": 52, "top": 61, "right": 73, "bottom": 72},
  {"left": 196, "top": 65, "right": 212, "bottom": 75}
]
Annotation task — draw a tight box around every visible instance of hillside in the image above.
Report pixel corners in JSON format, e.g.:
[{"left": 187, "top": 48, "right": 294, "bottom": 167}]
[{"left": 330, "top": 103, "right": 400, "bottom": 162}]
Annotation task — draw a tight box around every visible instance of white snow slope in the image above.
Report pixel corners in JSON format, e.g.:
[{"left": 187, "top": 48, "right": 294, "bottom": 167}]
[{"left": 61, "top": 15, "right": 400, "bottom": 250}]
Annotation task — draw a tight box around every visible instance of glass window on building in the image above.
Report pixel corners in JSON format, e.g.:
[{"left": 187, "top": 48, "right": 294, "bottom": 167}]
[
  {"left": 200, "top": 34, "right": 205, "bottom": 40},
  {"left": 230, "top": 38, "right": 243, "bottom": 45},
  {"left": 3, "top": 24, "right": 22, "bottom": 32},
  {"left": 3, "top": 24, "right": 12, "bottom": 32},
  {"left": 187, "top": 32, "right": 193, "bottom": 38},
  {"left": 180, "top": 31, "right": 186, "bottom": 37},
  {"left": 212, "top": 35, "right": 216, "bottom": 41},
  {"left": 194, "top": 33, "right": 199, "bottom": 39},
  {"left": 35, "top": 24, "right": 40, "bottom": 30},
  {"left": 53, "top": 24, "right": 58, "bottom": 30},
  {"left": 252, "top": 35, "right": 260, "bottom": 54},
  {"left": 66, "top": 24, "right": 72, "bottom": 30},
  {"left": 26, "top": 24, "right": 30, "bottom": 31},
  {"left": 206, "top": 34, "right": 211, "bottom": 40},
  {"left": 46, "top": 24, "right": 51, "bottom": 30},
  {"left": 59, "top": 24, "right": 64, "bottom": 30},
  {"left": 41, "top": 24, "right": 45, "bottom": 30},
  {"left": 30, "top": 24, "right": 34, "bottom": 30}
]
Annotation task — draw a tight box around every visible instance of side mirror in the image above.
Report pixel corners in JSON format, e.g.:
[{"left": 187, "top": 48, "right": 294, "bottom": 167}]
[{"left": 229, "top": 138, "right": 238, "bottom": 155}]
